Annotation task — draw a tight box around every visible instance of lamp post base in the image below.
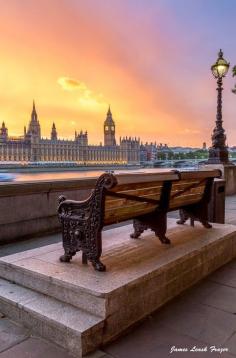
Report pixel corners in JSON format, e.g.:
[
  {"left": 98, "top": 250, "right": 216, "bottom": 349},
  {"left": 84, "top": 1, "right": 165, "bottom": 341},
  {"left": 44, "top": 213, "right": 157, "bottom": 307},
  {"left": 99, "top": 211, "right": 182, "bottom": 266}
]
[
  {"left": 201, "top": 163, "right": 236, "bottom": 195},
  {"left": 207, "top": 147, "right": 229, "bottom": 164}
]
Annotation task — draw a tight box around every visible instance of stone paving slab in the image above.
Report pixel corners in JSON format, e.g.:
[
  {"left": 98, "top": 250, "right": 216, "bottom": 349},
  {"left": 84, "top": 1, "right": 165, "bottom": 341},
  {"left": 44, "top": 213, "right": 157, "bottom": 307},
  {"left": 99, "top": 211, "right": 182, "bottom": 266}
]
[
  {"left": 153, "top": 298, "right": 236, "bottom": 345},
  {"left": 0, "top": 337, "right": 75, "bottom": 358},
  {"left": 209, "top": 264, "right": 236, "bottom": 287},
  {"left": 225, "top": 333, "right": 236, "bottom": 356},
  {"left": 0, "top": 234, "right": 61, "bottom": 258},
  {"left": 104, "top": 321, "right": 221, "bottom": 358},
  {"left": 0, "top": 317, "right": 29, "bottom": 353},
  {"left": 198, "top": 284, "right": 236, "bottom": 314}
]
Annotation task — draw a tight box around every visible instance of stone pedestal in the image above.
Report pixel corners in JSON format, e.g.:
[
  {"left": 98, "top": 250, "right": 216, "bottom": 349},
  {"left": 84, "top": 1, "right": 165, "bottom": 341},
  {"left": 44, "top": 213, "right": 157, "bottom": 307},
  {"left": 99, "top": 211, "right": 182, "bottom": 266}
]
[
  {"left": 201, "top": 163, "right": 236, "bottom": 195},
  {"left": 0, "top": 220, "right": 236, "bottom": 356}
]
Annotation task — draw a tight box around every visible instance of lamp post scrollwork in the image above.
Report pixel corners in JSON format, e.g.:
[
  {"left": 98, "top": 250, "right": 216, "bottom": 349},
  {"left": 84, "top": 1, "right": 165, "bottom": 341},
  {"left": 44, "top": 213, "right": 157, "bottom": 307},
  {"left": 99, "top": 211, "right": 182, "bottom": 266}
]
[
  {"left": 208, "top": 49, "right": 230, "bottom": 164},
  {"left": 232, "top": 65, "right": 236, "bottom": 94}
]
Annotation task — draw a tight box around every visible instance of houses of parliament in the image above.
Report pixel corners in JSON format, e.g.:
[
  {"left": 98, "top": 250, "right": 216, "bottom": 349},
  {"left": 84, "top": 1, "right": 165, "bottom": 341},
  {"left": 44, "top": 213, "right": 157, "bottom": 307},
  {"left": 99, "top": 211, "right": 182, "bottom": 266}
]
[{"left": 0, "top": 102, "right": 140, "bottom": 164}]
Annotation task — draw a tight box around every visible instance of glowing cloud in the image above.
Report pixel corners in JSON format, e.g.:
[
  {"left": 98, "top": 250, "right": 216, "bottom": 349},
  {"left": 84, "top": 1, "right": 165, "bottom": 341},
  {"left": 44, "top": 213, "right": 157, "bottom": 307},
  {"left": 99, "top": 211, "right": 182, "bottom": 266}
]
[
  {"left": 58, "top": 77, "right": 85, "bottom": 91},
  {"left": 57, "top": 77, "right": 107, "bottom": 112}
]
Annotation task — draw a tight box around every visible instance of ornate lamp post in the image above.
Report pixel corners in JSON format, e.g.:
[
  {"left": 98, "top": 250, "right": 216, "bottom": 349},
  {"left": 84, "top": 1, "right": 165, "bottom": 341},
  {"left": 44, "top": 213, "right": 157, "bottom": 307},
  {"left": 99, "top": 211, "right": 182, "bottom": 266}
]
[
  {"left": 232, "top": 66, "right": 236, "bottom": 94},
  {"left": 208, "top": 49, "right": 230, "bottom": 164}
]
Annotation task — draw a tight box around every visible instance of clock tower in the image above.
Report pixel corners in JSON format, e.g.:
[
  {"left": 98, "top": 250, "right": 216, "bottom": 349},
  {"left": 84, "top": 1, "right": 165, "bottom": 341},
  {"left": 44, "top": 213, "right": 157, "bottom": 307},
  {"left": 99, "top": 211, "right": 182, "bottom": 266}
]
[{"left": 104, "top": 106, "right": 116, "bottom": 146}]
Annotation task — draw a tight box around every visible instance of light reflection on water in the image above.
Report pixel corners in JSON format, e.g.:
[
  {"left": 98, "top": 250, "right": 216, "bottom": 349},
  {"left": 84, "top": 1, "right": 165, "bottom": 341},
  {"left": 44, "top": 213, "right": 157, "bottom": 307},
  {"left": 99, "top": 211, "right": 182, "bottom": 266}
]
[{"left": 14, "top": 170, "right": 106, "bottom": 182}]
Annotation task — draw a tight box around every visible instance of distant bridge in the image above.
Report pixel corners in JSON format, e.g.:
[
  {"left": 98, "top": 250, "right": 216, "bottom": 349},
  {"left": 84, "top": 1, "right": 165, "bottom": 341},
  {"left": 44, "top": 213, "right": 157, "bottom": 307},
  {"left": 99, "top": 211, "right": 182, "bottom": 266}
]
[
  {"left": 150, "top": 158, "right": 236, "bottom": 168},
  {"left": 152, "top": 159, "right": 207, "bottom": 168}
]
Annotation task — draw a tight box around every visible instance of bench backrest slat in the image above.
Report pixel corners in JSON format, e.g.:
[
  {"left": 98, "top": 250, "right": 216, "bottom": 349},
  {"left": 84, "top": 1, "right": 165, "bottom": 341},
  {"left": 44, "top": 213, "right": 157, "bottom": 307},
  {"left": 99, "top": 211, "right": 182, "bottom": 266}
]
[
  {"left": 104, "top": 182, "right": 163, "bottom": 224},
  {"left": 169, "top": 193, "right": 204, "bottom": 209},
  {"left": 110, "top": 181, "right": 164, "bottom": 192},
  {"left": 104, "top": 201, "right": 157, "bottom": 225},
  {"left": 169, "top": 178, "right": 206, "bottom": 209},
  {"left": 103, "top": 176, "right": 211, "bottom": 225}
]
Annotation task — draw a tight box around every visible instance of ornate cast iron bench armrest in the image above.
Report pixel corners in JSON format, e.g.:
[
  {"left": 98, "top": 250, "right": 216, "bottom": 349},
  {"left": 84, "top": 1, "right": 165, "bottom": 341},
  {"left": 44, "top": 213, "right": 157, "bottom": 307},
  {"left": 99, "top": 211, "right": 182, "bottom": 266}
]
[{"left": 58, "top": 173, "right": 117, "bottom": 271}]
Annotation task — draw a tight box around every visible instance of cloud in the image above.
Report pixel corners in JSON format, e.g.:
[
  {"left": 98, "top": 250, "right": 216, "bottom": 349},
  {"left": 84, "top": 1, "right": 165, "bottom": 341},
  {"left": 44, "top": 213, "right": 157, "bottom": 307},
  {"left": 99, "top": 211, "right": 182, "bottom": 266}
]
[
  {"left": 178, "top": 128, "right": 200, "bottom": 135},
  {"left": 57, "top": 77, "right": 107, "bottom": 111},
  {"left": 57, "top": 77, "right": 85, "bottom": 91}
]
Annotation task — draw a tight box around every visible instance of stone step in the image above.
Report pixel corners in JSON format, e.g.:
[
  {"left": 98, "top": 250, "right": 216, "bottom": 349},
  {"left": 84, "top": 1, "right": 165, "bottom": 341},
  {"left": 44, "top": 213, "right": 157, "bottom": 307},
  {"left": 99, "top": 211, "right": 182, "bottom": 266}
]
[
  {"left": 0, "top": 278, "right": 104, "bottom": 357},
  {"left": 1, "top": 221, "right": 236, "bottom": 349},
  {"left": 0, "top": 245, "right": 107, "bottom": 318}
]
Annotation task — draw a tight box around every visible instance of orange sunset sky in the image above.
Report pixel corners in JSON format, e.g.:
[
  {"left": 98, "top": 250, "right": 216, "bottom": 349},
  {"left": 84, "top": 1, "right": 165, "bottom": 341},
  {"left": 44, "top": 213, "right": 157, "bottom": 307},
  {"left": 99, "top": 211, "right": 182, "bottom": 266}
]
[{"left": 0, "top": 0, "right": 236, "bottom": 147}]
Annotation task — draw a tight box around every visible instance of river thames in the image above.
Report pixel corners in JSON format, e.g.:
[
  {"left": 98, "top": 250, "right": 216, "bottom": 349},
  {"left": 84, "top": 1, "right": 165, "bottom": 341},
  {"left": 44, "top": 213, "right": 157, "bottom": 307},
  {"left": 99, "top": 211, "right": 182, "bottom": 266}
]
[
  {"left": 3, "top": 166, "right": 187, "bottom": 182},
  {"left": 0, "top": 161, "right": 201, "bottom": 182},
  {"left": 13, "top": 170, "right": 109, "bottom": 182}
]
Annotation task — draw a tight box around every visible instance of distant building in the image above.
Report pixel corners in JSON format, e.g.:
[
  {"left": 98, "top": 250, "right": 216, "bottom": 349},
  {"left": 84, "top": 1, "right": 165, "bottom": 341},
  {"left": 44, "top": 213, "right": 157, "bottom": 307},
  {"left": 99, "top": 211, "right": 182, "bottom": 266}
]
[
  {"left": 202, "top": 142, "right": 207, "bottom": 150},
  {"left": 140, "top": 142, "right": 158, "bottom": 162},
  {"left": 157, "top": 143, "right": 172, "bottom": 159},
  {"left": 140, "top": 142, "right": 172, "bottom": 162},
  {"left": 0, "top": 103, "right": 140, "bottom": 164}
]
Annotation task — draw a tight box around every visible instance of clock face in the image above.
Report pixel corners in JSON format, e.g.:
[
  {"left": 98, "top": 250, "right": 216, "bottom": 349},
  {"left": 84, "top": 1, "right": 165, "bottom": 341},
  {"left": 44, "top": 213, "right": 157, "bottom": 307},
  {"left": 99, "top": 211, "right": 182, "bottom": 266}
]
[
  {"left": 111, "top": 126, "right": 114, "bottom": 131},
  {"left": 105, "top": 126, "right": 109, "bottom": 131}
]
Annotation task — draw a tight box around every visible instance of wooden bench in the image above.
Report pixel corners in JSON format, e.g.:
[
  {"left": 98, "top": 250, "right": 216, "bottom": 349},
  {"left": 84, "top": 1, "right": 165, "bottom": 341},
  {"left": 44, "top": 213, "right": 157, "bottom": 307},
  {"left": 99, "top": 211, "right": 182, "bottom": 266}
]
[{"left": 58, "top": 169, "right": 221, "bottom": 271}]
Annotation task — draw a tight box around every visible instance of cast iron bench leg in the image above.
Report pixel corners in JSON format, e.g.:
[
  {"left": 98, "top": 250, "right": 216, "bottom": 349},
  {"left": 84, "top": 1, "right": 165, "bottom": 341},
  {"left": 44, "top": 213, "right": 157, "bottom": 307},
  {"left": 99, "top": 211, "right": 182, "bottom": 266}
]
[
  {"left": 130, "top": 219, "right": 148, "bottom": 239},
  {"left": 177, "top": 208, "right": 212, "bottom": 229},
  {"left": 60, "top": 251, "right": 77, "bottom": 263},
  {"left": 130, "top": 213, "right": 171, "bottom": 245},
  {"left": 90, "top": 258, "right": 106, "bottom": 272},
  {"left": 154, "top": 212, "right": 171, "bottom": 244}
]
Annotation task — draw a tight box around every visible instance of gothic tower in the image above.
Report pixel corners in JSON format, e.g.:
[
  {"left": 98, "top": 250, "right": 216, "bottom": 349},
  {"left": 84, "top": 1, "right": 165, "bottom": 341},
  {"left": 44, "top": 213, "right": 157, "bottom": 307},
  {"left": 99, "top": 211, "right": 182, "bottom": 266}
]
[
  {"left": 26, "top": 101, "right": 41, "bottom": 141},
  {"left": 51, "top": 122, "right": 57, "bottom": 141},
  {"left": 26, "top": 101, "right": 41, "bottom": 161},
  {"left": 0, "top": 122, "right": 8, "bottom": 143},
  {"left": 104, "top": 106, "right": 116, "bottom": 146}
]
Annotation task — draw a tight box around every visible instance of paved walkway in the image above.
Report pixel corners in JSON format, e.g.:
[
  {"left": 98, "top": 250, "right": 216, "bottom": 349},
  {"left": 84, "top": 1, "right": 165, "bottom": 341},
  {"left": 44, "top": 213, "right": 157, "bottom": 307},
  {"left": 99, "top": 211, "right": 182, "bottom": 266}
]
[{"left": 0, "top": 197, "right": 236, "bottom": 357}]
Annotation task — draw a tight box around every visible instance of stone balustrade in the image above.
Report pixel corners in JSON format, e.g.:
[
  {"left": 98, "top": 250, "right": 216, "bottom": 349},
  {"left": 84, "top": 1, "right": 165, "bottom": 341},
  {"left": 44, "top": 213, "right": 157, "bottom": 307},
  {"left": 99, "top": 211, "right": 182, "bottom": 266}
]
[{"left": 0, "top": 178, "right": 97, "bottom": 244}]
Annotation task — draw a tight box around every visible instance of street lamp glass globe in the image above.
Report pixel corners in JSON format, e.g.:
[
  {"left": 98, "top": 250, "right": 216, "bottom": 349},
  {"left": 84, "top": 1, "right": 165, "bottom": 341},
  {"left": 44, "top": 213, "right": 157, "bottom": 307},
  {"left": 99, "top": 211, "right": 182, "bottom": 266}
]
[{"left": 211, "top": 49, "right": 230, "bottom": 78}]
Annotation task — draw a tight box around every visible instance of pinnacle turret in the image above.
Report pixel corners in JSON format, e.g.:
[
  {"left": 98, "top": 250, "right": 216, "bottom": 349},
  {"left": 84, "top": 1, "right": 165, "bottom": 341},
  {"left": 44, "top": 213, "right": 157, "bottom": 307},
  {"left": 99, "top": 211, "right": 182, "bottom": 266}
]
[
  {"left": 30, "top": 100, "right": 39, "bottom": 124},
  {"left": 107, "top": 105, "right": 111, "bottom": 116},
  {"left": 26, "top": 100, "right": 41, "bottom": 139},
  {"left": 0, "top": 121, "right": 8, "bottom": 140},
  {"left": 51, "top": 122, "right": 57, "bottom": 140}
]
